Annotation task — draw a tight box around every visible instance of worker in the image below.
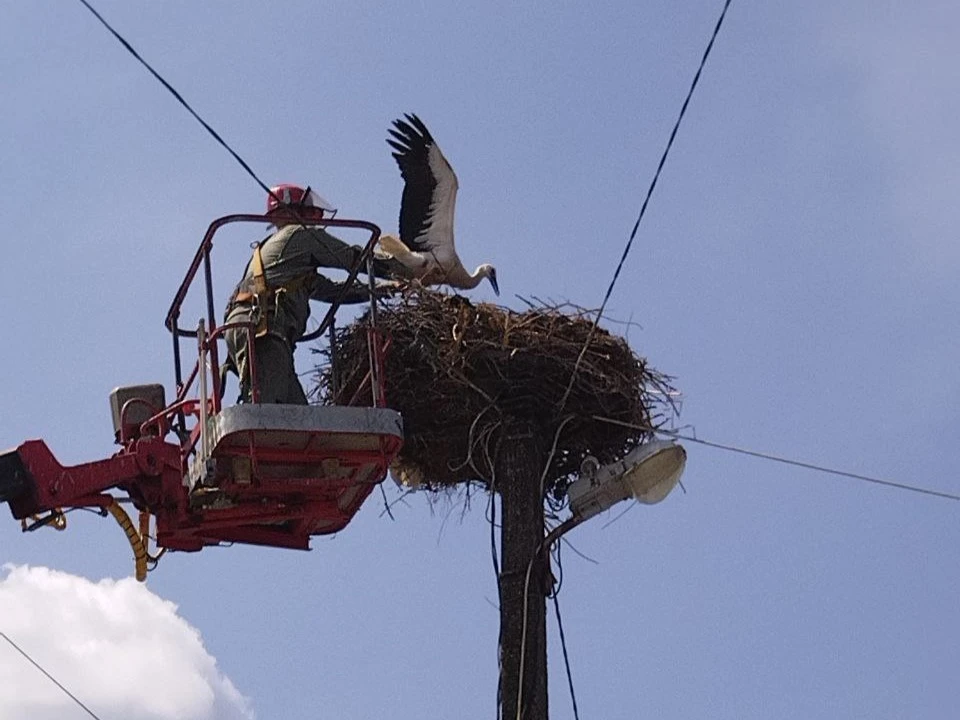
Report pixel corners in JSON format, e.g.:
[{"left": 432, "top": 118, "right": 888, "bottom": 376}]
[{"left": 223, "top": 183, "right": 401, "bottom": 404}]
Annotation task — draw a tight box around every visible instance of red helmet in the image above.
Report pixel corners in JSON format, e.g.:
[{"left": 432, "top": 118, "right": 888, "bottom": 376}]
[{"left": 265, "top": 184, "right": 336, "bottom": 216}]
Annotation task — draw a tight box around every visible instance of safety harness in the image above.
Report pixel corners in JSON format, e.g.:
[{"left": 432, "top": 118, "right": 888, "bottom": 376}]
[
  {"left": 232, "top": 242, "right": 271, "bottom": 337},
  {"left": 230, "top": 241, "right": 315, "bottom": 338},
  {"left": 223, "top": 240, "right": 317, "bottom": 401}
]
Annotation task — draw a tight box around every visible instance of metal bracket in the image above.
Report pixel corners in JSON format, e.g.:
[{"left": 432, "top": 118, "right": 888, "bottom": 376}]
[{"left": 21, "top": 510, "right": 66, "bottom": 532}]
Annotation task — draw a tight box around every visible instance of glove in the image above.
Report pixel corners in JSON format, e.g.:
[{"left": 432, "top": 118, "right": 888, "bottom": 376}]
[{"left": 373, "top": 280, "right": 403, "bottom": 298}]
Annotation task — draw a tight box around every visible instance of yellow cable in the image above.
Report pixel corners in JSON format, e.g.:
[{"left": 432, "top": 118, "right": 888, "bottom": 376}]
[
  {"left": 139, "top": 510, "right": 150, "bottom": 554},
  {"left": 105, "top": 501, "right": 148, "bottom": 582}
]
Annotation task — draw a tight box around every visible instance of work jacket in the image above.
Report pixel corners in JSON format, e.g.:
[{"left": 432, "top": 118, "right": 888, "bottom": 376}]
[{"left": 224, "top": 224, "right": 373, "bottom": 345}]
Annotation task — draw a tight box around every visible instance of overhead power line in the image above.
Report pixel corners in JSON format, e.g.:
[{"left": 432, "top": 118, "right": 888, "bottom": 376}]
[
  {"left": 1, "top": 631, "right": 103, "bottom": 720},
  {"left": 76, "top": 0, "right": 273, "bottom": 197},
  {"left": 521, "top": 4, "right": 737, "bottom": 717},
  {"left": 592, "top": 416, "right": 960, "bottom": 502},
  {"left": 75, "top": 0, "right": 382, "bottom": 348},
  {"left": 558, "top": 0, "right": 735, "bottom": 413}
]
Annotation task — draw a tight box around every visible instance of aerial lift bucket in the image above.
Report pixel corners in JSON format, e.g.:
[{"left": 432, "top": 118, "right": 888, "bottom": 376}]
[{"left": 2, "top": 212, "right": 402, "bottom": 576}]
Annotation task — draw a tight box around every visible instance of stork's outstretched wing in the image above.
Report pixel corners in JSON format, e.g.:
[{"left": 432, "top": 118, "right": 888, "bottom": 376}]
[{"left": 387, "top": 114, "right": 459, "bottom": 265}]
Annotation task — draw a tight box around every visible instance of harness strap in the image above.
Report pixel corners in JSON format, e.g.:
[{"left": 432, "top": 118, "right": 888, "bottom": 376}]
[
  {"left": 251, "top": 244, "right": 269, "bottom": 337},
  {"left": 251, "top": 243, "right": 268, "bottom": 299},
  {"left": 230, "top": 243, "right": 314, "bottom": 335},
  {"left": 233, "top": 273, "right": 315, "bottom": 305}
]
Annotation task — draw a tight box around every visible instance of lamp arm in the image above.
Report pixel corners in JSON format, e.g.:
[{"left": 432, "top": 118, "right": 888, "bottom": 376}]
[{"left": 539, "top": 514, "right": 584, "bottom": 560}]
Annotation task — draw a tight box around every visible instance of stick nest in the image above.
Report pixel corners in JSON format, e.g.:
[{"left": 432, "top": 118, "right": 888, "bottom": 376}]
[{"left": 313, "top": 289, "right": 677, "bottom": 501}]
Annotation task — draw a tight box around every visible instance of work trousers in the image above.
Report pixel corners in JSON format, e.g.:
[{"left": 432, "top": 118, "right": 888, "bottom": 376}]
[{"left": 224, "top": 318, "right": 308, "bottom": 405}]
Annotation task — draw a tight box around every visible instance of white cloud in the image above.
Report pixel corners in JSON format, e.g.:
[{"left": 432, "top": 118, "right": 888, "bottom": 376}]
[{"left": 0, "top": 565, "right": 254, "bottom": 720}]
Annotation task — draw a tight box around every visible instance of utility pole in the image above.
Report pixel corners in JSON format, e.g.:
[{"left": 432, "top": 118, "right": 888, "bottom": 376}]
[{"left": 497, "top": 421, "right": 549, "bottom": 720}]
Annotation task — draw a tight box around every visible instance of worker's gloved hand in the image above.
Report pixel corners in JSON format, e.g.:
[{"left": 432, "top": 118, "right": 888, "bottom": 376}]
[{"left": 373, "top": 280, "right": 403, "bottom": 298}]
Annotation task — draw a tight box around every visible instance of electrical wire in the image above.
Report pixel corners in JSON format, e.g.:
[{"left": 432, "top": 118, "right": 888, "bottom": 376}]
[
  {"left": 75, "top": 0, "right": 383, "bottom": 266},
  {"left": 0, "top": 632, "right": 103, "bottom": 720},
  {"left": 549, "top": 530, "right": 565, "bottom": 598},
  {"left": 510, "top": 2, "right": 737, "bottom": 713},
  {"left": 557, "top": 0, "right": 734, "bottom": 414},
  {"left": 489, "top": 476, "right": 504, "bottom": 720},
  {"left": 547, "top": 538, "right": 581, "bottom": 720},
  {"left": 593, "top": 416, "right": 960, "bottom": 502},
  {"left": 551, "top": 593, "right": 581, "bottom": 720},
  {"left": 76, "top": 0, "right": 273, "bottom": 197},
  {"left": 75, "top": 0, "right": 395, "bottom": 411},
  {"left": 512, "top": 3, "right": 737, "bottom": 717}
]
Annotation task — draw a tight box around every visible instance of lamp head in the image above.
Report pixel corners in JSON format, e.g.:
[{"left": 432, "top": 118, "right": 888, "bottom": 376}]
[{"left": 567, "top": 440, "right": 686, "bottom": 521}]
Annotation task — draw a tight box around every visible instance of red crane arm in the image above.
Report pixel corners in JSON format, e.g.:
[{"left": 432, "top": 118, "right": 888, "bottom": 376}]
[{"left": 1, "top": 438, "right": 181, "bottom": 520}]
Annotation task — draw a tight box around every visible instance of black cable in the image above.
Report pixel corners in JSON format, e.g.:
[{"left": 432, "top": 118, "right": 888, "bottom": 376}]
[
  {"left": 489, "top": 467, "right": 504, "bottom": 720},
  {"left": 0, "top": 631, "right": 103, "bottom": 720},
  {"left": 592, "top": 415, "right": 960, "bottom": 503},
  {"left": 511, "top": 8, "right": 738, "bottom": 714},
  {"left": 517, "top": 4, "right": 735, "bottom": 714},
  {"left": 558, "top": 0, "right": 734, "bottom": 413},
  {"left": 549, "top": 529, "right": 565, "bottom": 598},
  {"left": 76, "top": 0, "right": 393, "bottom": 401},
  {"left": 551, "top": 594, "right": 581, "bottom": 720},
  {"left": 679, "top": 432, "right": 960, "bottom": 501},
  {"left": 76, "top": 0, "right": 273, "bottom": 197}
]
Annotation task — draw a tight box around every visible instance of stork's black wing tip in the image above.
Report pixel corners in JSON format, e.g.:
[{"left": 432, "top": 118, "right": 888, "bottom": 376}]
[
  {"left": 389, "top": 113, "right": 433, "bottom": 145},
  {"left": 391, "top": 113, "right": 415, "bottom": 132}
]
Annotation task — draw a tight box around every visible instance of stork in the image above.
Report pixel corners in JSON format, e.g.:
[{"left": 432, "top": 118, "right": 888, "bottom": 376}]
[{"left": 378, "top": 114, "right": 499, "bottom": 295}]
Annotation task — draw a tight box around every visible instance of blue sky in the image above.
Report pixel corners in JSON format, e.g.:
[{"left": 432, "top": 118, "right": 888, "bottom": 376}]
[{"left": 2, "top": 1, "right": 958, "bottom": 718}]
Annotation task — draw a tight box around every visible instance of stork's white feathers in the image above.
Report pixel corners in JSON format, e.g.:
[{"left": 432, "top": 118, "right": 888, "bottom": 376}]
[{"left": 381, "top": 114, "right": 499, "bottom": 295}]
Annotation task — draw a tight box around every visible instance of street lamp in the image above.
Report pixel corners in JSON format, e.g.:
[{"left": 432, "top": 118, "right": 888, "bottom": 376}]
[
  {"left": 545, "top": 439, "right": 687, "bottom": 547},
  {"left": 568, "top": 439, "right": 686, "bottom": 520},
  {"left": 511, "top": 438, "right": 687, "bottom": 720}
]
